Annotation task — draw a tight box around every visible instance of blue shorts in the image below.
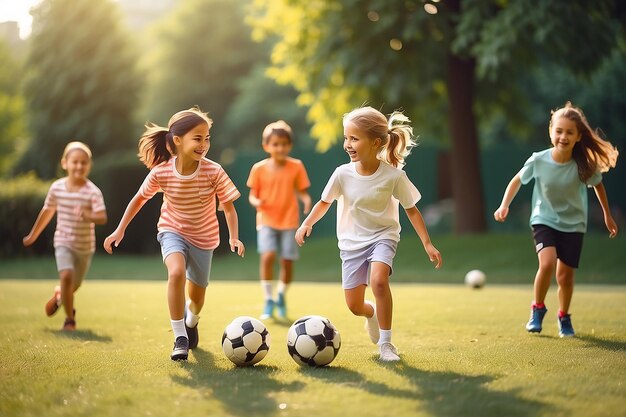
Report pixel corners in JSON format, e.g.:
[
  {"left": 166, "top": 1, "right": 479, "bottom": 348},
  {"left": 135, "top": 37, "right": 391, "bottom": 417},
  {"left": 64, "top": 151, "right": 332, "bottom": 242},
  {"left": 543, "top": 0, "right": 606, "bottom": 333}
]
[
  {"left": 257, "top": 226, "right": 299, "bottom": 260},
  {"left": 157, "top": 231, "right": 214, "bottom": 288},
  {"left": 340, "top": 240, "right": 398, "bottom": 289}
]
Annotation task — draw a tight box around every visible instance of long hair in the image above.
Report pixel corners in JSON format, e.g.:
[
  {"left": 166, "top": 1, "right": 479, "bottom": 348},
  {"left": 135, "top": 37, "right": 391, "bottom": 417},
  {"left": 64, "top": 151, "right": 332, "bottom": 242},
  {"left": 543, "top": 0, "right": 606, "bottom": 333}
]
[
  {"left": 138, "top": 108, "right": 213, "bottom": 169},
  {"left": 343, "top": 106, "right": 416, "bottom": 168},
  {"left": 550, "top": 102, "right": 618, "bottom": 182}
]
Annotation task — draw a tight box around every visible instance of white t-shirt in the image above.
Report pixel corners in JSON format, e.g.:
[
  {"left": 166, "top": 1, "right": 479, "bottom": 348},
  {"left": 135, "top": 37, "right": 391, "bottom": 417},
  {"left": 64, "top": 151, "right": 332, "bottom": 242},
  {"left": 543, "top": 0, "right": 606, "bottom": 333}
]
[{"left": 321, "top": 162, "right": 421, "bottom": 251}]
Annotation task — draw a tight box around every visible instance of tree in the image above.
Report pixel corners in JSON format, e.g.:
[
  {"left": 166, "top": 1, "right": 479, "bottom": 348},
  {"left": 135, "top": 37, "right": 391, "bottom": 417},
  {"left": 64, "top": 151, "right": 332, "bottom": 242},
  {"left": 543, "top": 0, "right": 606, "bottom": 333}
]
[
  {"left": 141, "top": 0, "right": 266, "bottom": 150},
  {"left": 249, "top": 0, "right": 624, "bottom": 233},
  {"left": 18, "top": 0, "right": 142, "bottom": 179},
  {"left": 0, "top": 40, "right": 27, "bottom": 177}
]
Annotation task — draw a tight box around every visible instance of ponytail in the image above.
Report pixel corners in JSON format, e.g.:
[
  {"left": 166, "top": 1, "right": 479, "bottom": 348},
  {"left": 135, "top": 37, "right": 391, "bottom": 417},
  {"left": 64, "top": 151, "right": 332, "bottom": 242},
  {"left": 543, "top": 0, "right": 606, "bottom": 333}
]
[
  {"left": 382, "top": 112, "right": 416, "bottom": 168},
  {"left": 138, "top": 123, "right": 175, "bottom": 169}
]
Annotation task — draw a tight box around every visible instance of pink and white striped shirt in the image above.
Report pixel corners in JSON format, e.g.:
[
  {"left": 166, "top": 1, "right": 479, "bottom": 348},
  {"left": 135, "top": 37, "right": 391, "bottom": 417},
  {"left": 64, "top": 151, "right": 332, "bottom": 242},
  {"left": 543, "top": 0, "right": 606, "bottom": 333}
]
[
  {"left": 44, "top": 178, "right": 106, "bottom": 253},
  {"left": 139, "top": 157, "right": 240, "bottom": 250}
]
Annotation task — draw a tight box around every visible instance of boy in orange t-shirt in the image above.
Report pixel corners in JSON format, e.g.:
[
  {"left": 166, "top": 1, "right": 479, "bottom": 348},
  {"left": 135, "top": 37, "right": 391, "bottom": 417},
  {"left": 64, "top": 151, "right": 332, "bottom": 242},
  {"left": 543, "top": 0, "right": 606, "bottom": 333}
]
[{"left": 247, "top": 120, "right": 311, "bottom": 320}]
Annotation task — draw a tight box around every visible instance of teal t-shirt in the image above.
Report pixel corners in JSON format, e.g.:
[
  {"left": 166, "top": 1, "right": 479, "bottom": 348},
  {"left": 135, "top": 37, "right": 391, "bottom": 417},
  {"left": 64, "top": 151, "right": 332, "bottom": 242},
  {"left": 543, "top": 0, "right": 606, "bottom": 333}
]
[{"left": 518, "top": 148, "right": 602, "bottom": 233}]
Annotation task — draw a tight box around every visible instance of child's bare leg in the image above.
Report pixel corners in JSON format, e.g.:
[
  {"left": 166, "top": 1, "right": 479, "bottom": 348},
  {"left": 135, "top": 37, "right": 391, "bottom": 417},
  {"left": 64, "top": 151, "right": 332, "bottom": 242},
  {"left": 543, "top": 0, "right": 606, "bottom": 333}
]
[
  {"left": 59, "top": 269, "right": 75, "bottom": 320},
  {"left": 165, "top": 253, "right": 187, "bottom": 320},
  {"left": 279, "top": 259, "right": 293, "bottom": 284},
  {"left": 556, "top": 260, "right": 575, "bottom": 314},
  {"left": 260, "top": 251, "right": 275, "bottom": 281},
  {"left": 186, "top": 280, "right": 205, "bottom": 315},
  {"left": 369, "top": 262, "right": 392, "bottom": 330},
  {"left": 534, "top": 247, "right": 557, "bottom": 304},
  {"left": 344, "top": 284, "right": 371, "bottom": 317}
]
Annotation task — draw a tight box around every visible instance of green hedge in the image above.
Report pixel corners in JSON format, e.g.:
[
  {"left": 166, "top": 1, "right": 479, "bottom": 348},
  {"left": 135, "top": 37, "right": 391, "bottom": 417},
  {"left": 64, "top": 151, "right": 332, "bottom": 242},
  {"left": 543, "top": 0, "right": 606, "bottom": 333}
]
[{"left": 0, "top": 173, "right": 53, "bottom": 258}]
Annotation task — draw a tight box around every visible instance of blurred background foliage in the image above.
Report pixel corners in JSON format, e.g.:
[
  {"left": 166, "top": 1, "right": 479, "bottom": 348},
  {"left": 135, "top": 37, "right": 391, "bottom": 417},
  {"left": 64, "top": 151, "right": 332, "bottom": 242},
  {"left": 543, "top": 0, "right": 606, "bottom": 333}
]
[{"left": 1, "top": 0, "right": 625, "bottom": 257}]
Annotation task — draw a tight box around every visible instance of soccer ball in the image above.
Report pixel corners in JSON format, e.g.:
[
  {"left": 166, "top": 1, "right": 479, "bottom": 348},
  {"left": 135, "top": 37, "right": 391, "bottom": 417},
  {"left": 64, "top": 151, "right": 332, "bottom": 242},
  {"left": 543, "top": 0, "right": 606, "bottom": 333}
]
[
  {"left": 221, "top": 316, "right": 271, "bottom": 366},
  {"left": 465, "top": 269, "right": 486, "bottom": 289},
  {"left": 287, "top": 315, "right": 341, "bottom": 367}
]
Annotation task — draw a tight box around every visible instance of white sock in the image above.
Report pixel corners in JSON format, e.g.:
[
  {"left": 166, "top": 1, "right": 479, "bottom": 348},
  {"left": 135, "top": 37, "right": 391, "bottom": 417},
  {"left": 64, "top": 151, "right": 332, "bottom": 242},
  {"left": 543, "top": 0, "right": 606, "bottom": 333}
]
[
  {"left": 277, "top": 281, "right": 290, "bottom": 296},
  {"left": 185, "top": 300, "right": 200, "bottom": 328},
  {"left": 378, "top": 329, "right": 392, "bottom": 345},
  {"left": 261, "top": 280, "right": 273, "bottom": 300},
  {"left": 171, "top": 319, "right": 188, "bottom": 339}
]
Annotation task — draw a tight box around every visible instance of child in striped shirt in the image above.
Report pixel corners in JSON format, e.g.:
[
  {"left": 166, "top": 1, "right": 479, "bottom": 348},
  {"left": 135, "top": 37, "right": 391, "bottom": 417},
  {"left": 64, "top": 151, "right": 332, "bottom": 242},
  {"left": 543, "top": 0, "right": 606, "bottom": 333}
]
[
  {"left": 104, "top": 108, "right": 245, "bottom": 361},
  {"left": 23, "top": 141, "right": 107, "bottom": 331}
]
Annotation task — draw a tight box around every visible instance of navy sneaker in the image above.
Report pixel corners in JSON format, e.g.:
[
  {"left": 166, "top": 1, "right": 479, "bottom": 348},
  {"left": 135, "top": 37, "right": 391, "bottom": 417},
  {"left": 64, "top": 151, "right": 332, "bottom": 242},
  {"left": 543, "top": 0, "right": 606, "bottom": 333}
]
[
  {"left": 184, "top": 304, "right": 199, "bottom": 350},
  {"left": 171, "top": 336, "right": 189, "bottom": 361},
  {"left": 526, "top": 305, "right": 547, "bottom": 333},
  {"left": 276, "top": 292, "right": 286, "bottom": 319},
  {"left": 260, "top": 299, "right": 274, "bottom": 320},
  {"left": 558, "top": 314, "right": 575, "bottom": 337}
]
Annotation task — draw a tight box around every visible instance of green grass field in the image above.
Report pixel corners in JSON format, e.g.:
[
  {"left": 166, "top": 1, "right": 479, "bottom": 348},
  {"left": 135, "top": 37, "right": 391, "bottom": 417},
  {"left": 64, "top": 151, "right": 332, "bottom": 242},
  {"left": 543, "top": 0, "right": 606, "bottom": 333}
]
[{"left": 1, "top": 280, "right": 625, "bottom": 417}]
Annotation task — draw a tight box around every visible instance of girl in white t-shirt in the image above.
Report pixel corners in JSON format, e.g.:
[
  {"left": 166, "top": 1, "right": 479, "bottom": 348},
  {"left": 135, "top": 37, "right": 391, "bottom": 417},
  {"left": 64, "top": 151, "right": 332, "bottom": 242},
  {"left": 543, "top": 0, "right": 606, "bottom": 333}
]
[
  {"left": 23, "top": 141, "right": 107, "bottom": 331},
  {"left": 295, "top": 106, "right": 442, "bottom": 362}
]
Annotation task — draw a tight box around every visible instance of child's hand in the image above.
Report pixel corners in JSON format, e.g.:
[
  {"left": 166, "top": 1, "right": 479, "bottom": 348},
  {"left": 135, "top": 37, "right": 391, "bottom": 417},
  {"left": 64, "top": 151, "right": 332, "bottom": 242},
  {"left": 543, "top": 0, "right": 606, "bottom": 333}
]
[
  {"left": 295, "top": 225, "right": 311, "bottom": 246},
  {"left": 103, "top": 230, "right": 124, "bottom": 254},
  {"left": 493, "top": 206, "right": 509, "bottom": 222},
  {"left": 605, "top": 215, "right": 618, "bottom": 238},
  {"left": 230, "top": 239, "right": 245, "bottom": 257},
  {"left": 23, "top": 234, "right": 35, "bottom": 247},
  {"left": 425, "top": 243, "right": 442, "bottom": 269},
  {"left": 78, "top": 207, "right": 92, "bottom": 222}
]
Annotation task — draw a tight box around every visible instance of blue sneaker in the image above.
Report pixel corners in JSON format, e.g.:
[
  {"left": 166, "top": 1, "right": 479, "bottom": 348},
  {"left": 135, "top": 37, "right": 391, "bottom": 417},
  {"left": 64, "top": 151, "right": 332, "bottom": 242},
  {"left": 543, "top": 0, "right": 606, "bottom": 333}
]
[
  {"left": 276, "top": 293, "right": 286, "bottom": 318},
  {"left": 526, "top": 305, "right": 547, "bottom": 333},
  {"left": 260, "top": 299, "right": 274, "bottom": 320},
  {"left": 558, "top": 314, "right": 575, "bottom": 337}
]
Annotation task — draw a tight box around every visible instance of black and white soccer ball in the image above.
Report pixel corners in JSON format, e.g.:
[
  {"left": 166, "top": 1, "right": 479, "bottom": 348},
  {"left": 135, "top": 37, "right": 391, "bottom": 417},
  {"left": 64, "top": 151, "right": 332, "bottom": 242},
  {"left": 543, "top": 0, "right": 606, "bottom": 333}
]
[
  {"left": 287, "top": 315, "right": 341, "bottom": 367},
  {"left": 221, "top": 316, "right": 271, "bottom": 366}
]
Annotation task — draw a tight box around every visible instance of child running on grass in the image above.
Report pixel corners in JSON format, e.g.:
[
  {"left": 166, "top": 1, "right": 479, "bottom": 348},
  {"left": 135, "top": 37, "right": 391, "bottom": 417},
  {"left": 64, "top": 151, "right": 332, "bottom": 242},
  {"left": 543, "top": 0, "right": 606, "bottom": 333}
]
[
  {"left": 103, "top": 108, "right": 245, "bottom": 361},
  {"left": 23, "top": 141, "right": 107, "bottom": 331},
  {"left": 295, "top": 106, "right": 442, "bottom": 362},
  {"left": 247, "top": 120, "right": 311, "bottom": 320},
  {"left": 494, "top": 101, "right": 618, "bottom": 337}
]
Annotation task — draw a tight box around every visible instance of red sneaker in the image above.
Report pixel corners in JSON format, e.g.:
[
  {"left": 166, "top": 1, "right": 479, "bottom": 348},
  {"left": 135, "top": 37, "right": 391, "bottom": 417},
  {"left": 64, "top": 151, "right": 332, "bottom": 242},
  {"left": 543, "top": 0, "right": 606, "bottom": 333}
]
[{"left": 45, "top": 286, "right": 61, "bottom": 317}]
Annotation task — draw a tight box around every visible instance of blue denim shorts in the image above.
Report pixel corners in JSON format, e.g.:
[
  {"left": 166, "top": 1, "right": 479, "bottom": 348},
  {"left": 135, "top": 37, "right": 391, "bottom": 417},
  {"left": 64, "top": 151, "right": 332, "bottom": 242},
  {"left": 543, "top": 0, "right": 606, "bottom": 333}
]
[
  {"left": 157, "top": 231, "right": 214, "bottom": 288},
  {"left": 340, "top": 239, "right": 398, "bottom": 289},
  {"left": 257, "top": 226, "right": 299, "bottom": 260}
]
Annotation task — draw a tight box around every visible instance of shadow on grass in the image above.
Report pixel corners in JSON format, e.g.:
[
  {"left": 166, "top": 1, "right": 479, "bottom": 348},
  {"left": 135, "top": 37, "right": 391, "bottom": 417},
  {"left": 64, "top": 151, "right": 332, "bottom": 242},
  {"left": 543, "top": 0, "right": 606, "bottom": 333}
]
[
  {"left": 299, "top": 364, "right": 415, "bottom": 398},
  {"left": 578, "top": 334, "right": 626, "bottom": 352},
  {"left": 172, "top": 347, "right": 305, "bottom": 417},
  {"left": 46, "top": 328, "right": 113, "bottom": 342},
  {"left": 388, "top": 361, "right": 551, "bottom": 417}
]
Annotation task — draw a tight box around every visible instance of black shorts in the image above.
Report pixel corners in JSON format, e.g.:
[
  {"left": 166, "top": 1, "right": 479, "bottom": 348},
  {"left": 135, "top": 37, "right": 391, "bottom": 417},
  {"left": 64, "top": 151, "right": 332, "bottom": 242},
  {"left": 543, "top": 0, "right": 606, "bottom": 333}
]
[{"left": 532, "top": 224, "right": 584, "bottom": 268}]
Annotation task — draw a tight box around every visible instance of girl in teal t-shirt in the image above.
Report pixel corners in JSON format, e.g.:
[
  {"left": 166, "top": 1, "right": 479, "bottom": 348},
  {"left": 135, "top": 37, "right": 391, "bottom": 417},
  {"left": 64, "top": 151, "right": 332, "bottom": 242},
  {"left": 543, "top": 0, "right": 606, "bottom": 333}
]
[{"left": 494, "top": 102, "right": 618, "bottom": 337}]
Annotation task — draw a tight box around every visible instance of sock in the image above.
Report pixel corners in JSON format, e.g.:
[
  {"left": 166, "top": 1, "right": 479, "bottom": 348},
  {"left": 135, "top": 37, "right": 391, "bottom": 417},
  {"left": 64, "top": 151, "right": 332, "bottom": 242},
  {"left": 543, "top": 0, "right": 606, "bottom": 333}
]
[
  {"left": 378, "top": 329, "right": 392, "bottom": 345},
  {"left": 185, "top": 300, "right": 200, "bottom": 328},
  {"left": 558, "top": 310, "right": 568, "bottom": 318},
  {"left": 533, "top": 301, "right": 545, "bottom": 309},
  {"left": 277, "top": 281, "right": 290, "bottom": 296},
  {"left": 171, "top": 319, "right": 188, "bottom": 339},
  {"left": 261, "top": 280, "right": 273, "bottom": 300}
]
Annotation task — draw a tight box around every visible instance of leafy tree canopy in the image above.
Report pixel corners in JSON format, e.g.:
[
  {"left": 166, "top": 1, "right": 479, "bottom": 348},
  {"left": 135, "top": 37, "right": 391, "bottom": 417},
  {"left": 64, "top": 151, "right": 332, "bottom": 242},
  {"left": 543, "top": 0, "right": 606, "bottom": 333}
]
[{"left": 18, "top": 0, "right": 142, "bottom": 178}]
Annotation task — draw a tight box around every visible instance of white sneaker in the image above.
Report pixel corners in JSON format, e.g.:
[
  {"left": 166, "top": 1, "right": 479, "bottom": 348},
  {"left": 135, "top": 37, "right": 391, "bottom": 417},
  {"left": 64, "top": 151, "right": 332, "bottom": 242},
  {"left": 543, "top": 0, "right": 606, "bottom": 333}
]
[
  {"left": 379, "top": 342, "right": 400, "bottom": 362},
  {"left": 364, "top": 300, "right": 379, "bottom": 344}
]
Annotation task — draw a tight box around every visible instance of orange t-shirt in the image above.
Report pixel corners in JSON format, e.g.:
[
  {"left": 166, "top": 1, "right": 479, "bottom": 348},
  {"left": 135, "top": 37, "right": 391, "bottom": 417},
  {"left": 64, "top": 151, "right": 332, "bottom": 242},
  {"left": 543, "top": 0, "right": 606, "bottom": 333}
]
[{"left": 247, "top": 157, "right": 310, "bottom": 230}]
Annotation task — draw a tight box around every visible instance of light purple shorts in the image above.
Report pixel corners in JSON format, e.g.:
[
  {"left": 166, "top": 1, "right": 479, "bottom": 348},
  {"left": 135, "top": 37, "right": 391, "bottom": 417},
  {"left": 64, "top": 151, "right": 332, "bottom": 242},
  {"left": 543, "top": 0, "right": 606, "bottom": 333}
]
[{"left": 339, "top": 239, "right": 398, "bottom": 289}]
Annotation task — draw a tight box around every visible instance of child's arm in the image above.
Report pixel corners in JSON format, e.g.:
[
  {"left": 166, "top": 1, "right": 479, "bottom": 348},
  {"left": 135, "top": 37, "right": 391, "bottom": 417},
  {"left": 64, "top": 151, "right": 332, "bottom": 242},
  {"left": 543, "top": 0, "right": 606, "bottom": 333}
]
[
  {"left": 23, "top": 206, "right": 56, "bottom": 247},
  {"left": 494, "top": 174, "right": 522, "bottom": 222},
  {"left": 248, "top": 191, "right": 262, "bottom": 208},
  {"left": 298, "top": 190, "right": 312, "bottom": 214},
  {"left": 295, "top": 200, "right": 331, "bottom": 246},
  {"left": 79, "top": 208, "right": 107, "bottom": 225},
  {"left": 221, "top": 200, "right": 245, "bottom": 257},
  {"left": 103, "top": 192, "right": 147, "bottom": 254},
  {"left": 593, "top": 182, "right": 618, "bottom": 238},
  {"left": 405, "top": 206, "right": 442, "bottom": 269}
]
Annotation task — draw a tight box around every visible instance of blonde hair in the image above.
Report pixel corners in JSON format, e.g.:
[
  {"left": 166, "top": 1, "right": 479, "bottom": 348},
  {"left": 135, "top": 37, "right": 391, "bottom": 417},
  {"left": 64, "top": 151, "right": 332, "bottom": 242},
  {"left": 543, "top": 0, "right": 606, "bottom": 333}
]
[
  {"left": 550, "top": 101, "right": 618, "bottom": 182},
  {"left": 62, "top": 141, "right": 92, "bottom": 160},
  {"left": 343, "top": 106, "right": 416, "bottom": 168},
  {"left": 262, "top": 120, "right": 293, "bottom": 144},
  {"left": 138, "top": 107, "right": 213, "bottom": 169}
]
